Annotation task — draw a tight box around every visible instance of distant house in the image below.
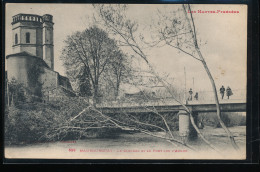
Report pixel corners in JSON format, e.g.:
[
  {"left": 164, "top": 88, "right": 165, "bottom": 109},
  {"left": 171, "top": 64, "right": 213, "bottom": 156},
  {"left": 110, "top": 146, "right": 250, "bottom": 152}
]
[
  {"left": 124, "top": 91, "right": 144, "bottom": 99},
  {"left": 124, "top": 90, "right": 156, "bottom": 100}
]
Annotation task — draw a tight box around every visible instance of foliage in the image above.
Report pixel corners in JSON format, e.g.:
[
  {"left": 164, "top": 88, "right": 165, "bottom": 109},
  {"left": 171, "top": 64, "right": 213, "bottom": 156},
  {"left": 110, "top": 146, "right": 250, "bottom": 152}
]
[
  {"left": 27, "top": 63, "right": 44, "bottom": 99},
  {"left": 6, "top": 64, "right": 45, "bottom": 106},
  {"left": 148, "top": 4, "right": 239, "bottom": 149},
  {"left": 76, "top": 68, "right": 92, "bottom": 97},
  {"left": 93, "top": 4, "right": 220, "bottom": 151},
  {"left": 6, "top": 78, "right": 27, "bottom": 106},
  {"left": 5, "top": 104, "right": 54, "bottom": 144},
  {"left": 106, "top": 112, "right": 179, "bottom": 132},
  {"left": 60, "top": 26, "right": 130, "bottom": 105},
  {"left": 101, "top": 50, "right": 133, "bottom": 100},
  {"left": 5, "top": 92, "right": 183, "bottom": 145},
  {"left": 199, "top": 112, "right": 246, "bottom": 128},
  {"left": 4, "top": 98, "right": 121, "bottom": 145}
]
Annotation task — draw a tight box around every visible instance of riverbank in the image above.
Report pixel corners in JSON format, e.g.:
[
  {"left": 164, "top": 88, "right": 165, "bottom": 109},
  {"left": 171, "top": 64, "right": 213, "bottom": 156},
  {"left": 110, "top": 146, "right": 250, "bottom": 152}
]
[{"left": 5, "top": 126, "right": 246, "bottom": 159}]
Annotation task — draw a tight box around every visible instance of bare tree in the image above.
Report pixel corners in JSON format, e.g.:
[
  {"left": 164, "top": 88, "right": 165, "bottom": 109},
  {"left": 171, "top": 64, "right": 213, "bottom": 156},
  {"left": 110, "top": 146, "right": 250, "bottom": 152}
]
[
  {"left": 61, "top": 26, "right": 120, "bottom": 106},
  {"left": 151, "top": 4, "right": 238, "bottom": 150},
  {"left": 45, "top": 95, "right": 198, "bottom": 152},
  {"left": 102, "top": 50, "right": 132, "bottom": 100},
  {"left": 94, "top": 4, "right": 220, "bottom": 152}
]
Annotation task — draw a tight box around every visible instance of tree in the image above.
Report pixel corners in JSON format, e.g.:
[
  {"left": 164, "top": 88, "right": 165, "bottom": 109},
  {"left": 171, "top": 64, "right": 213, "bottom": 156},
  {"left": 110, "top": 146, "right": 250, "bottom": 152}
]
[
  {"left": 94, "top": 4, "right": 221, "bottom": 152},
  {"left": 151, "top": 4, "right": 238, "bottom": 150},
  {"left": 61, "top": 26, "right": 121, "bottom": 106},
  {"left": 6, "top": 78, "right": 27, "bottom": 106},
  {"left": 110, "top": 51, "right": 127, "bottom": 98},
  {"left": 76, "top": 68, "right": 92, "bottom": 97},
  {"left": 100, "top": 50, "right": 132, "bottom": 100}
]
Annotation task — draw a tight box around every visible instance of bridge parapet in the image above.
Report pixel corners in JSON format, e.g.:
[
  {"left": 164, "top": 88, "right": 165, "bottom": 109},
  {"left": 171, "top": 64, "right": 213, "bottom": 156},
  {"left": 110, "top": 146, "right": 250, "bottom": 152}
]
[
  {"left": 194, "top": 89, "right": 246, "bottom": 102},
  {"left": 97, "top": 89, "right": 246, "bottom": 108}
]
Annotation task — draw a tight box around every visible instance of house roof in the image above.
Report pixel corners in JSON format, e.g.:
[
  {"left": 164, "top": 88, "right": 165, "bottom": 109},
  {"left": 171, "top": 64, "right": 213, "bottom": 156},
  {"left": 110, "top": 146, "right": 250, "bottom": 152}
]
[{"left": 6, "top": 51, "right": 50, "bottom": 69}]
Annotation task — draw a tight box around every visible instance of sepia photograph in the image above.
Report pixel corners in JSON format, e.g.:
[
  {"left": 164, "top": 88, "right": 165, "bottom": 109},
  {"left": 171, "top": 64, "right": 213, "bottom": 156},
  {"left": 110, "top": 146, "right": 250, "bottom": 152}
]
[{"left": 4, "top": 3, "right": 247, "bottom": 160}]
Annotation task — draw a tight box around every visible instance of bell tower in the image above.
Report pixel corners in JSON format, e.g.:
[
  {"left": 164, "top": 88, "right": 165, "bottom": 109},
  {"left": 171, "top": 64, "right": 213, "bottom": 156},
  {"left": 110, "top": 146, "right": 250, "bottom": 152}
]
[
  {"left": 42, "top": 14, "right": 54, "bottom": 70},
  {"left": 11, "top": 13, "right": 54, "bottom": 69},
  {"left": 12, "top": 14, "right": 43, "bottom": 58}
]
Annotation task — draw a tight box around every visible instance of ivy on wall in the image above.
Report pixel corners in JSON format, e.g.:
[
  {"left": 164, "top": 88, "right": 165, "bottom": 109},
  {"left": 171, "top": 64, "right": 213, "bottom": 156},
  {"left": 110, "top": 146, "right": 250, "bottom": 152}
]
[{"left": 27, "top": 63, "right": 45, "bottom": 99}]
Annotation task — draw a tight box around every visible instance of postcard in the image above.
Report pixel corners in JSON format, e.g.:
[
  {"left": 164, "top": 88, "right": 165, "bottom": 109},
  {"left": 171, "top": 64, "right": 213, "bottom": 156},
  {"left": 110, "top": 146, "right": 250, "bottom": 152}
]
[{"left": 4, "top": 3, "right": 247, "bottom": 160}]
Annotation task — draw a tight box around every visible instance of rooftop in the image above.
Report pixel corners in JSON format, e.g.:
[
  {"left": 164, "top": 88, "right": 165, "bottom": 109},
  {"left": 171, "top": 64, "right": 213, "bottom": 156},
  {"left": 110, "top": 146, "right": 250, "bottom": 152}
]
[
  {"left": 6, "top": 51, "right": 50, "bottom": 69},
  {"left": 12, "top": 13, "right": 53, "bottom": 25}
]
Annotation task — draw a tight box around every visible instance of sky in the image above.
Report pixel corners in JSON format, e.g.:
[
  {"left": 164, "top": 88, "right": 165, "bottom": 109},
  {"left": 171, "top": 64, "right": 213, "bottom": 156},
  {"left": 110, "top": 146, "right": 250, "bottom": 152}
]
[{"left": 5, "top": 4, "right": 247, "bottom": 93}]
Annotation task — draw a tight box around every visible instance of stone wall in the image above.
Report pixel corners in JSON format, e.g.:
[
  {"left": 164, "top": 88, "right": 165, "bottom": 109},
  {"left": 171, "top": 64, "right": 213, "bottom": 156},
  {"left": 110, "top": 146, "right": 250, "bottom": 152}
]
[
  {"left": 6, "top": 54, "right": 29, "bottom": 86},
  {"left": 58, "top": 75, "right": 73, "bottom": 90},
  {"left": 40, "top": 67, "right": 59, "bottom": 91},
  {"left": 44, "top": 86, "right": 76, "bottom": 102}
]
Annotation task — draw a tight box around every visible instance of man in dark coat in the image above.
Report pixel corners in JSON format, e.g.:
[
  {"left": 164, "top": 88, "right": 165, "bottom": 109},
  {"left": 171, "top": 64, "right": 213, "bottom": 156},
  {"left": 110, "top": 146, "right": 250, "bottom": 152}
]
[{"left": 220, "top": 86, "right": 225, "bottom": 99}]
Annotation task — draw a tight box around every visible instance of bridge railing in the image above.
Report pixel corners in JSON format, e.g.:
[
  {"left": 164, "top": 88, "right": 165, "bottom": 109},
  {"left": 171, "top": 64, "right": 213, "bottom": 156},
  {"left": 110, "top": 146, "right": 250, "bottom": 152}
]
[
  {"left": 97, "top": 89, "right": 246, "bottom": 108},
  {"left": 191, "top": 89, "right": 246, "bottom": 103}
]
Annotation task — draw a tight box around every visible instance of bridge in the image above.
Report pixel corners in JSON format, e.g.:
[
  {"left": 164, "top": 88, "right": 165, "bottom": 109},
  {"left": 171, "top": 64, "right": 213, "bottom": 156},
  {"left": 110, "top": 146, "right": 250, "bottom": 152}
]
[
  {"left": 97, "top": 89, "right": 246, "bottom": 140},
  {"left": 98, "top": 101, "right": 246, "bottom": 114},
  {"left": 97, "top": 89, "right": 247, "bottom": 114}
]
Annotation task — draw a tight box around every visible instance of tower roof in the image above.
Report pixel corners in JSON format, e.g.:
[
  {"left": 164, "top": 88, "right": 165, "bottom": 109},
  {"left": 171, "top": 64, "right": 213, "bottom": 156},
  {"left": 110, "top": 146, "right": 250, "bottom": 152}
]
[
  {"left": 12, "top": 13, "right": 54, "bottom": 25},
  {"left": 6, "top": 51, "right": 50, "bottom": 69}
]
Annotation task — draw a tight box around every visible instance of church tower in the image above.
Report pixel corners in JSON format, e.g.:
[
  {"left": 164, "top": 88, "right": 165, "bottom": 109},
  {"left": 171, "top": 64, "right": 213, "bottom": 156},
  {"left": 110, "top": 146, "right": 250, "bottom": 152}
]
[
  {"left": 42, "top": 14, "right": 54, "bottom": 70},
  {"left": 12, "top": 14, "right": 43, "bottom": 58},
  {"left": 11, "top": 13, "right": 54, "bottom": 69},
  {"left": 7, "top": 13, "right": 74, "bottom": 101}
]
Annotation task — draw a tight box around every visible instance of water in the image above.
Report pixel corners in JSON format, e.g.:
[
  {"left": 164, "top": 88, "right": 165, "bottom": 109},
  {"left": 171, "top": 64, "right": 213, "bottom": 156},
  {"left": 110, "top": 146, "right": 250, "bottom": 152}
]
[{"left": 5, "top": 126, "right": 246, "bottom": 159}]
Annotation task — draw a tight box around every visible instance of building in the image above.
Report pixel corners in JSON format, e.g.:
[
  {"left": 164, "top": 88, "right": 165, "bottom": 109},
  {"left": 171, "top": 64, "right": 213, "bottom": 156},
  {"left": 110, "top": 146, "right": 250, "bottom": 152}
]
[{"left": 6, "top": 13, "right": 75, "bottom": 101}]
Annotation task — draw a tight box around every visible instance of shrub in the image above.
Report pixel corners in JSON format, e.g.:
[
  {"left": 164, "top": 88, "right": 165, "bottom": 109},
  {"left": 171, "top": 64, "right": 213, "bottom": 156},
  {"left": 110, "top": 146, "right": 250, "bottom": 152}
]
[
  {"left": 198, "top": 112, "right": 246, "bottom": 128},
  {"left": 107, "top": 112, "right": 179, "bottom": 132},
  {"left": 5, "top": 104, "right": 54, "bottom": 144},
  {"left": 4, "top": 98, "right": 122, "bottom": 145}
]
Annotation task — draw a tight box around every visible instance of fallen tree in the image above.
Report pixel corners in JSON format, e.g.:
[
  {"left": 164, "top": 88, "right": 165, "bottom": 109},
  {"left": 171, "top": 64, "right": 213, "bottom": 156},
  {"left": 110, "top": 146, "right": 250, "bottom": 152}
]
[{"left": 93, "top": 4, "right": 222, "bottom": 153}]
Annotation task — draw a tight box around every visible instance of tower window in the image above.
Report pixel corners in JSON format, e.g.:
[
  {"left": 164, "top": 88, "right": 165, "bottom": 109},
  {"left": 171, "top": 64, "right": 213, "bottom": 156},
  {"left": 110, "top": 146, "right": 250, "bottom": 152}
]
[
  {"left": 15, "top": 34, "right": 18, "bottom": 44},
  {"left": 26, "top": 32, "right": 30, "bottom": 43}
]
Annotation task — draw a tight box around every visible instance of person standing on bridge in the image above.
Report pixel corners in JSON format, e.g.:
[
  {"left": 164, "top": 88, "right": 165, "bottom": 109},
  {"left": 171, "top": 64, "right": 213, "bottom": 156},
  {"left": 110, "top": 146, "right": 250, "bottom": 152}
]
[
  {"left": 220, "top": 85, "right": 225, "bottom": 99},
  {"left": 194, "top": 92, "right": 198, "bottom": 100},
  {"left": 188, "top": 88, "right": 193, "bottom": 101},
  {"left": 226, "top": 86, "right": 233, "bottom": 99}
]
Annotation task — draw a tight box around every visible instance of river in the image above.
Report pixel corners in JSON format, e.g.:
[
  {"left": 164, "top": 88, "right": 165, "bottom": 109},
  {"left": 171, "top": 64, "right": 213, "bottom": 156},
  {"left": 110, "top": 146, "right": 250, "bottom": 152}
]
[{"left": 5, "top": 126, "right": 246, "bottom": 159}]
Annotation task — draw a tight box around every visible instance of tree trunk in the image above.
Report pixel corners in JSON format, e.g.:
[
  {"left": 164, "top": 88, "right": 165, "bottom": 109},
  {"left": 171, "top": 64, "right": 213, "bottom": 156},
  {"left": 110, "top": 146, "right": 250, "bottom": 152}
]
[
  {"left": 115, "top": 82, "right": 120, "bottom": 100},
  {"left": 183, "top": 4, "right": 239, "bottom": 150},
  {"left": 93, "top": 84, "right": 98, "bottom": 107},
  {"left": 11, "top": 93, "right": 14, "bottom": 106},
  {"left": 197, "top": 50, "right": 239, "bottom": 150}
]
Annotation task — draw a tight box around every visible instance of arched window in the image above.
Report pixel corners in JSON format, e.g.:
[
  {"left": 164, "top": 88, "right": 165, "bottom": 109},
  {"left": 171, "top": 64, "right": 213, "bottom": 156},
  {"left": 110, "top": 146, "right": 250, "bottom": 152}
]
[
  {"left": 26, "top": 32, "right": 30, "bottom": 43},
  {"left": 15, "top": 34, "right": 18, "bottom": 44}
]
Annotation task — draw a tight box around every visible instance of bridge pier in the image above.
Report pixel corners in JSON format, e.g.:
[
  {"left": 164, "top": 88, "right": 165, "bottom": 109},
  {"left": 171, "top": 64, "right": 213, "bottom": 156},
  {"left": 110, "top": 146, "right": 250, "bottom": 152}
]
[{"left": 178, "top": 110, "right": 198, "bottom": 143}]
